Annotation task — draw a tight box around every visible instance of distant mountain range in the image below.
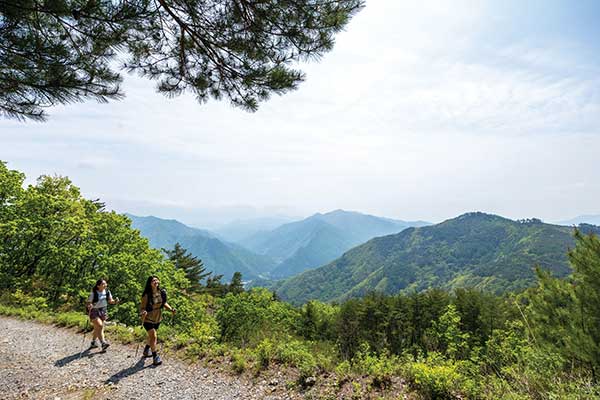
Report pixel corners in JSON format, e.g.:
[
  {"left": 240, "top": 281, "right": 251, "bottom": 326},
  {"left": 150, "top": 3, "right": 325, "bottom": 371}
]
[
  {"left": 272, "top": 212, "right": 600, "bottom": 305},
  {"left": 127, "top": 214, "right": 276, "bottom": 280},
  {"left": 127, "top": 210, "right": 430, "bottom": 282},
  {"left": 213, "top": 216, "right": 299, "bottom": 243},
  {"left": 240, "top": 210, "right": 430, "bottom": 278},
  {"left": 557, "top": 214, "right": 600, "bottom": 226}
]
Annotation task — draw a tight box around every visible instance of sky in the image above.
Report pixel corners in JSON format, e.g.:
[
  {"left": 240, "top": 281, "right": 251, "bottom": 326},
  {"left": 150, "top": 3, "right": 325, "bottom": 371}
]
[{"left": 2, "top": 0, "right": 600, "bottom": 228}]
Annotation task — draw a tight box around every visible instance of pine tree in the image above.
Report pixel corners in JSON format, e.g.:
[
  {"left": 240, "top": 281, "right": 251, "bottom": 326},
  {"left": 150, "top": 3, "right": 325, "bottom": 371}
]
[
  {"left": 205, "top": 273, "right": 227, "bottom": 297},
  {"left": 1, "top": 0, "right": 364, "bottom": 121},
  {"left": 163, "top": 243, "right": 210, "bottom": 293},
  {"left": 228, "top": 271, "right": 244, "bottom": 295},
  {"left": 529, "top": 229, "right": 600, "bottom": 381}
]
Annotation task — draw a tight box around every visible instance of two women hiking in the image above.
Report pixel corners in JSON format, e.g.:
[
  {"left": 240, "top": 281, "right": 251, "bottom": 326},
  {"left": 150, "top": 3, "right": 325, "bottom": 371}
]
[
  {"left": 140, "top": 275, "right": 176, "bottom": 366},
  {"left": 86, "top": 279, "right": 120, "bottom": 350},
  {"left": 85, "top": 275, "right": 175, "bottom": 366}
]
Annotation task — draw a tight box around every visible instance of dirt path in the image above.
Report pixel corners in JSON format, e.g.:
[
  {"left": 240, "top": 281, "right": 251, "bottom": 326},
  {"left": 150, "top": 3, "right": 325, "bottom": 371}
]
[{"left": 0, "top": 316, "right": 298, "bottom": 400}]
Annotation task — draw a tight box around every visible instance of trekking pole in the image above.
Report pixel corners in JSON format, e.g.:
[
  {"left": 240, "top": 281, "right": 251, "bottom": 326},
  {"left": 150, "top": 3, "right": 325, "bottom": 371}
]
[
  {"left": 79, "top": 307, "right": 91, "bottom": 358},
  {"left": 134, "top": 313, "right": 146, "bottom": 359}
]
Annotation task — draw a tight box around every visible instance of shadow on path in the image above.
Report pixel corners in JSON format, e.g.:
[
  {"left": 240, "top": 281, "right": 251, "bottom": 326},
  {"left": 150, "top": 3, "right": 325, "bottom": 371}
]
[
  {"left": 54, "top": 348, "right": 102, "bottom": 367},
  {"left": 105, "top": 357, "right": 154, "bottom": 384}
]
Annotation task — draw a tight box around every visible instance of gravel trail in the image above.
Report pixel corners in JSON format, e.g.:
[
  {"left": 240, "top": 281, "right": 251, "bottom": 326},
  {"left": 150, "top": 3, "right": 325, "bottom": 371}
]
[{"left": 0, "top": 316, "right": 298, "bottom": 400}]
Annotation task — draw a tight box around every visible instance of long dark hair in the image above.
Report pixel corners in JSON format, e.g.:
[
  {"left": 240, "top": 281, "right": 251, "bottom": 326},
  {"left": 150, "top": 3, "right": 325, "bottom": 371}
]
[
  {"left": 142, "top": 275, "right": 160, "bottom": 299},
  {"left": 91, "top": 279, "right": 106, "bottom": 304},
  {"left": 92, "top": 279, "right": 106, "bottom": 293}
]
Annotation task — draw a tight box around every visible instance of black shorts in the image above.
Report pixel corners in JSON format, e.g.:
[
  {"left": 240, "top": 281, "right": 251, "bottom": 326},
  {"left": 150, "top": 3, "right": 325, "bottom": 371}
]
[{"left": 143, "top": 322, "right": 160, "bottom": 331}]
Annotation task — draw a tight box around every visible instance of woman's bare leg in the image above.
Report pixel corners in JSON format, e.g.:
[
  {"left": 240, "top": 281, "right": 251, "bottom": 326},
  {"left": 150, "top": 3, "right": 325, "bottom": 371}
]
[{"left": 147, "top": 328, "right": 157, "bottom": 352}]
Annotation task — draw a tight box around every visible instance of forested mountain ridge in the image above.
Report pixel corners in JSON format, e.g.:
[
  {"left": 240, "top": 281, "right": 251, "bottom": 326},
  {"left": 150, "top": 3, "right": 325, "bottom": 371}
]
[
  {"left": 124, "top": 213, "right": 216, "bottom": 242},
  {"left": 128, "top": 214, "right": 276, "bottom": 280},
  {"left": 274, "top": 212, "right": 598, "bottom": 304},
  {"left": 242, "top": 209, "right": 429, "bottom": 278}
]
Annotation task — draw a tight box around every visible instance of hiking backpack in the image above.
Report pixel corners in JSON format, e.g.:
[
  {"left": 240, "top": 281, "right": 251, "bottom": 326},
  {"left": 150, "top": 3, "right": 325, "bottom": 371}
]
[{"left": 145, "top": 289, "right": 167, "bottom": 312}]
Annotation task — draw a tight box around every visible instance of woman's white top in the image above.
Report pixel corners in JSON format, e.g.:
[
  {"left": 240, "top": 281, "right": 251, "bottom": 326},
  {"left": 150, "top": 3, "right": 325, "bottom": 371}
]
[{"left": 87, "top": 290, "right": 109, "bottom": 309}]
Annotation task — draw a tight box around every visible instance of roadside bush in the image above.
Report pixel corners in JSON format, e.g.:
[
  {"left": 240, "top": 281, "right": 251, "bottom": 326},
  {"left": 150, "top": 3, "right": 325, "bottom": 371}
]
[
  {"left": 0, "top": 289, "right": 49, "bottom": 310},
  {"left": 254, "top": 338, "right": 275, "bottom": 368},
  {"left": 55, "top": 312, "right": 88, "bottom": 330},
  {"left": 403, "top": 352, "right": 477, "bottom": 399},
  {"left": 275, "top": 339, "right": 317, "bottom": 379},
  {"left": 231, "top": 349, "right": 247, "bottom": 374},
  {"left": 351, "top": 343, "right": 400, "bottom": 388}
]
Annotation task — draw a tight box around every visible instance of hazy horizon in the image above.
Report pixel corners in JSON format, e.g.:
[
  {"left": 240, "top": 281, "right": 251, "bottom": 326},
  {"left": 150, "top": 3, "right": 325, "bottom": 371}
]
[{"left": 116, "top": 202, "right": 597, "bottom": 230}]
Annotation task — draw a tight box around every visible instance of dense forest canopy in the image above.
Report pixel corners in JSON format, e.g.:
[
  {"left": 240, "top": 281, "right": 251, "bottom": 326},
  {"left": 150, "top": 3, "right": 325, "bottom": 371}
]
[
  {"left": 0, "top": 0, "right": 363, "bottom": 121},
  {"left": 274, "top": 212, "right": 598, "bottom": 304}
]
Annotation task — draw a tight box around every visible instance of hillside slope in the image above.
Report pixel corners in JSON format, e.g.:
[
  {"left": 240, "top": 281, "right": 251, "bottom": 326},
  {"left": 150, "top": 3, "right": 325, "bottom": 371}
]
[
  {"left": 243, "top": 210, "right": 428, "bottom": 278},
  {"left": 127, "top": 214, "right": 276, "bottom": 280},
  {"left": 274, "top": 212, "right": 593, "bottom": 304}
]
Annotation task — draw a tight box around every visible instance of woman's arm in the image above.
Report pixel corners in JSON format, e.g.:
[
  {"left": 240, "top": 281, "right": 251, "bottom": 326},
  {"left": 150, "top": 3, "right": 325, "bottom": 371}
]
[
  {"left": 108, "top": 291, "right": 119, "bottom": 304},
  {"left": 85, "top": 292, "right": 93, "bottom": 310},
  {"left": 140, "top": 294, "right": 148, "bottom": 319},
  {"left": 164, "top": 302, "right": 176, "bottom": 314}
]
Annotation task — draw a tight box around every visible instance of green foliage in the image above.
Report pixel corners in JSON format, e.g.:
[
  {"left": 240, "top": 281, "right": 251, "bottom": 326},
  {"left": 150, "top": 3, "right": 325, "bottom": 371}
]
[
  {"left": 231, "top": 349, "right": 247, "bottom": 374},
  {"left": 426, "top": 304, "right": 470, "bottom": 359},
  {"left": 228, "top": 272, "right": 244, "bottom": 295},
  {"left": 54, "top": 312, "right": 88, "bottom": 330},
  {"left": 351, "top": 344, "right": 400, "bottom": 388},
  {"left": 0, "top": 289, "right": 53, "bottom": 322},
  {"left": 163, "top": 243, "right": 210, "bottom": 293},
  {"left": 216, "top": 288, "right": 299, "bottom": 346},
  {"left": 2, "top": 162, "right": 599, "bottom": 398},
  {"left": 335, "top": 360, "right": 352, "bottom": 380},
  {"left": 255, "top": 338, "right": 275, "bottom": 368},
  {"left": 0, "top": 163, "right": 193, "bottom": 328},
  {"left": 1, "top": 1, "right": 364, "bottom": 121},
  {"left": 299, "top": 300, "right": 338, "bottom": 341},
  {"left": 403, "top": 353, "right": 478, "bottom": 399},
  {"left": 277, "top": 212, "right": 580, "bottom": 304},
  {"left": 275, "top": 339, "right": 317, "bottom": 379},
  {"left": 528, "top": 230, "right": 600, "bottom": 380},
  {"left": 251, "top": 337, "right": 317, "bottom": 378}
]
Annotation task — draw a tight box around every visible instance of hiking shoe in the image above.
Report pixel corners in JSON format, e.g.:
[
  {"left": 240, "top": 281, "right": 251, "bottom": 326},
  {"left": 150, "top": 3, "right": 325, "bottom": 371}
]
[
  {"left": 153, "top": 354, "right": 162, "bottom": 366},
  {"left": 101, "top": 341, "right": 110, "bottom": 351},
  {"left": 143, "top": 345, "right": 152, "bottom": 358},
  {"left": 89, "top": 341, "right": 98, "bottom": 349}
]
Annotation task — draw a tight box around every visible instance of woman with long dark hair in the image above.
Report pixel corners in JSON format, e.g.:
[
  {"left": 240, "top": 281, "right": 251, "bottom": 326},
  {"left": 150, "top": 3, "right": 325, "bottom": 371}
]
[
  {"left": 140, "top": 275, "right": 175, "bottom": 365},
  {"left": 85, "top": 278, "right": 119, "bottom": 350}
]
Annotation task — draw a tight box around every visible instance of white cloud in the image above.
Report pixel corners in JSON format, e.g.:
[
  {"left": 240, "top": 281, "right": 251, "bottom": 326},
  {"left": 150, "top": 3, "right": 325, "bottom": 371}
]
[{"left": 1, "top": 0, "right": 599, "bottom": 224}]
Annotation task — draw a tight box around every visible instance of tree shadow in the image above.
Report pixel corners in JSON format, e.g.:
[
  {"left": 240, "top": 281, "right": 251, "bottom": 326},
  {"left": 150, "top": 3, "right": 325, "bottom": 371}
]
[
  {"left": 104, "top": 357, "right": 153, "bottom": 384},
  {"left": 54, "top": 348, "right": 101, "bottom": 367}
]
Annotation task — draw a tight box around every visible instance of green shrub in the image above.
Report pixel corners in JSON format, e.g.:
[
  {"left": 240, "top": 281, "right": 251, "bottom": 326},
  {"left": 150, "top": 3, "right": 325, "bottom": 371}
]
[
  {"left": 255, "top": 338, "right": 275, "bottom": 369},
  {"left": 351, "top": 344, "right": 400, "bottom": 388},
  {"left": 105, "top": 323, "right": 136, "bottom": 343},
  {"left": 351, "top": 381, "right": 363, "bottom": 400},
  {"left": 55, "top": 312, "right": 88, "bottom": 330},
  {"left": 189, "top": 319, "right": 220, "bottom": 346},
  {"left": 275, "top": 339, "right": 317, "bottom": 379},
  {"left": 0, "top": 303, "right": 54, "bottom": 322},
  {"left": 0, "top": 289, "right": 49, "bottom": 310},
  {"left": 231, "top": 350, "right": 247, "bottom": 374},
  {"left": 335, "top": 360, "right": 351, "bottom": 379},
  {"left": 403, "top": 353, "right": 477, "bottom": 399},
  {"left": 184, "top": 342, "right": 208, "bottom": 359}
]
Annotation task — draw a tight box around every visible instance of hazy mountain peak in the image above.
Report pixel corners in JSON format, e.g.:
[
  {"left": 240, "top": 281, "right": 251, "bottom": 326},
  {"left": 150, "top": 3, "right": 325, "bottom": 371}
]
[{"left": 557, "top": 214, "right": 600, "bottom": 226}]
